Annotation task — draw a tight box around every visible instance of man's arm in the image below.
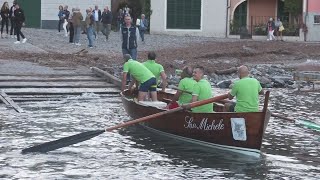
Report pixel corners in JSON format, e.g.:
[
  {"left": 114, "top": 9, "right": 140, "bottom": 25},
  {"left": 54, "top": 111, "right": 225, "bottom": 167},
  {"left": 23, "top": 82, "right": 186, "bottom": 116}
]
[
  {"left": 259, "top": 89, "right": 265, "bottom": 95},
  {"left": 191, "top": 95, "right": 198, "bottom": 103},
  {"left": 122, "top": 72, "right": 127, "bottom": 91},
  {"left": 128, "top": 78, "right": 136, "bottom": 91},
  {"left": 160, "top": 71, "right": 167, "bottom": 92},
  {"left": 171, "top": 91, "right": 182, "bottom": 103},
  {"left": 228, "top": 92, "right": 234, "bottom": 100}
]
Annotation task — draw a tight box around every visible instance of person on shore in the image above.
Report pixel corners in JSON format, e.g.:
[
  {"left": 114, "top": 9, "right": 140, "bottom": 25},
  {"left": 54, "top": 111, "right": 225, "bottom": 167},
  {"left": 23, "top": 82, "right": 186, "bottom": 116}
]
[
  {"left": 13, "top": 3, "right": 26, "bottom": 44},
  {"left": 62, "top": 5, "right": 70, "bottom": 37},
  {"left": 117, "top": 9, "right": 123, "bottom": 32},
  {"left": 137, "top": 14, "right": 148, "bottom": 42},
  {"left": 121, "top": 15, "right": 137, "bottom": 60},
  {"left": 275, "top": 18, "right": 284, "bottom": 41},
  {"left": 92, "top": 5, "right": 101, "bottom": 39},
  {"left": 58, "top": 5, "right": 64, "bottom": 32},
  {"left": 227, "top": 65, "right": 264, "bottom": 112},
  {"left": 121, "top": 54, "right": 157, "bottom": 101},
  {"left": 170, "top": 66, "right": 196, "bottom": 108},
  {"left": 143, "top": 51, "right": 167, "bottom": 92},
  {"left": 1, "top": 1, "right": 10, "bottom": 38},
  {"left": 101, "top": 6, "right": 112, "bottom": 41},
  {"left": 266, "top": 18, "right": 275, "bottom": 41},
  {"left": 85, "top": 8, "right": 94, "bottom": 48},
  {"left": 68, "top": 8, "right": 75, "bottom": 43},
  {"left": 9, "top": 1, "right": 16, "bottom": 38},
  {"left": 72, "top": 8, "right": 83, "bottom": 46},
  {"left": 191, "top": 66, "right": 213, "bottom": 113}
]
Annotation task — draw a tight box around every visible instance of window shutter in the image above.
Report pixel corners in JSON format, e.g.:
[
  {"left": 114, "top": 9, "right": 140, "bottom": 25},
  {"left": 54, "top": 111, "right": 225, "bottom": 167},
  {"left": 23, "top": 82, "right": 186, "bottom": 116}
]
[{"left": 167, "top": 0, "right": 201, "bottom": 29}]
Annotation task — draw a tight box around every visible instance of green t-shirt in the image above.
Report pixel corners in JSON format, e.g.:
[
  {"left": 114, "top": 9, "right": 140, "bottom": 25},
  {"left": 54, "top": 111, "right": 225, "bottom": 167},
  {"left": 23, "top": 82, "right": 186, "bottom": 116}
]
[
  {"left": 192, "top": 79, "right": 213, "bottom": 113},
  {"left": 143, "top": 60, "right": 164, "bottom": 84},
  {"left": 123, "top": 59, "right": 155, "bottom": 83},
  {"left": 178, "top": 77, "right": 197, "bottom": 105},
  {"left": 230, "top": 77, "right": 262, "bottom": 112}
]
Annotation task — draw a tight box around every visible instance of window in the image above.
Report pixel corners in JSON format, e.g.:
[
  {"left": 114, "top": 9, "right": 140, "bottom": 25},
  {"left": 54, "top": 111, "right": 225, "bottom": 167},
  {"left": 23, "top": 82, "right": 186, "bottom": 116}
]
[
  {"left": 314, "top": 15, "right": 320, "bottom": 24},
  {"left": 167, "top": 0, "right": 201, "bottom": 29}
]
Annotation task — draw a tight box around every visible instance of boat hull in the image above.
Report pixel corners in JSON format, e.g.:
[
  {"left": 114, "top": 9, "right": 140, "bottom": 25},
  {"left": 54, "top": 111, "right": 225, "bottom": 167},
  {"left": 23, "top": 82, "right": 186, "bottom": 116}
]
[{"left": 121, "top": 92, "right": 270, "bottom": 157}]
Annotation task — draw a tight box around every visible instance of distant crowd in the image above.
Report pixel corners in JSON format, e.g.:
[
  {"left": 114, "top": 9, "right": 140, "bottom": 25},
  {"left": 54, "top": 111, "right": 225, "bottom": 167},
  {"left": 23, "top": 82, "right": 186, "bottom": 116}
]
[
  {"left": 57, "top": 4, "right": 148, "bottom": 50},
  {"left": 266, "top": 17, "right": 284, "bottom": 41},
  {"left": 1, "top": 1, "right": 27, "bottom": 44}
]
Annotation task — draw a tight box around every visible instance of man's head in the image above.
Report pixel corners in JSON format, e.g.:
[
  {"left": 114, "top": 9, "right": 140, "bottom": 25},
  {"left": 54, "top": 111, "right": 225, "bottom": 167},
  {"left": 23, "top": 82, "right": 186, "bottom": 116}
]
[
  {"left": 95, "top": 5, "right": 98, "bottom": 10},
  {"left": 15, "top": 3, "right": 19, "bottom": 9},
  {"left": 238, "top": 65, "right": 249, "bottom": 79},
  {"left": 86, "top": 8, "right": 91, "bottom": 14},
  {"left": 124, "top": 15, "right": 132, "bottom": 25},
  {"left": 147, "top": 51, "right": 156, "bottom": 60},
  {"left": 193, "top": 66, "right": 205, "bottom": 81},
  {"left": 64, "top": 5, "right": 68, "bottom": 10},
  {"left": 181, "top": 66, "right": 193, "bottom": 78},
  {"left": 141, "top": 14, "right": 145, "bottom": 19},
  {"left": 269, "top": 17, "right": 273, "bottom": 22},
  {"left": 123, "top": 54, "right": 132, "bottom": 62},
  {"left": 104, "top": 6, "right": 109, "bottom": 12}
]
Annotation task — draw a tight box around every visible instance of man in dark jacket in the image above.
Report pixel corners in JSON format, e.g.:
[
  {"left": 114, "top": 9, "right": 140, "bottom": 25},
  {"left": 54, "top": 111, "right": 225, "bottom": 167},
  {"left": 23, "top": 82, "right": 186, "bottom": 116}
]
[
  {"left": 13, "top": 3, "right": 26, "bottom": 44},
  {"left": 121, "top": 15, "right": 137, "bottom": 60},
  {"left": 101, "top": 6, "right": 112, "bottom": 41},
  {"left": 9, "top": 1, "right": 16, "bottom": 38}
]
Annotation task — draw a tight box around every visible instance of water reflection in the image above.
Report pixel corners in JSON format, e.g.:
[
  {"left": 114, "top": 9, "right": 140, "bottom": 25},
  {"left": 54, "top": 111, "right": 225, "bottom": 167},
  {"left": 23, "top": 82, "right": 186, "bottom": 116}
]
[{"left": 0, "top": 90, "right": 319, "bottom": 179}]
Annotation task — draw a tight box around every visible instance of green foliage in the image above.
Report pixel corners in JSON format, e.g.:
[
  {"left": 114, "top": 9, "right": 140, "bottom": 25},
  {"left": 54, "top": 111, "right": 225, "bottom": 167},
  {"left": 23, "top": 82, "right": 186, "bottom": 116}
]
[
  {"left": 229, "top": 20, "right": 240, "bottom": 35},
  {"left": 284, "top": 0, "right": 302, "bottom": 16}
]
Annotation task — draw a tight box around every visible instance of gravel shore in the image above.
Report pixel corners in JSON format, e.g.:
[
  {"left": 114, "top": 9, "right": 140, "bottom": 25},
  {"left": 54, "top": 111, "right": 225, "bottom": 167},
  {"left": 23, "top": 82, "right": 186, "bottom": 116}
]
[{"left": 0, "top": 27, "right": 319, "bottom": 76}]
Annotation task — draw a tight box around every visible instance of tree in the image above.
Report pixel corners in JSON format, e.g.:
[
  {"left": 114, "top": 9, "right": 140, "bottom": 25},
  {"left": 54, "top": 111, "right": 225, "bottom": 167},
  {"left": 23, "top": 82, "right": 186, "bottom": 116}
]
[
  {"left": 284, "top": 0, "right": 302, "bottom": 24},
  {"left": 284, "top": 0, "right": 302, "bottom": 16}
]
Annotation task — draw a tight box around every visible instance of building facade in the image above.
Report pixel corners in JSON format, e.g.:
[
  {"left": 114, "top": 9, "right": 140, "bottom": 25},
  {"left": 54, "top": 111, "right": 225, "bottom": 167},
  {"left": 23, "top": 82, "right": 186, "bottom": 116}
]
[
  {"left": 0, "top": 0, "right": 111, "bottom": 29},
  {"left": 150, "top": 0, "right": 228, "bottom": 37},
  {"left": 304, "top": 0, "right": 320, "bottom": 41}
]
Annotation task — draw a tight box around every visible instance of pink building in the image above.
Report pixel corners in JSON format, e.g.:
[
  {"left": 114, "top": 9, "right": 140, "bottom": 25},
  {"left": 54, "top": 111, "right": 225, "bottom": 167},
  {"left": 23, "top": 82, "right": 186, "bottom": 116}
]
[
  {"left": 304, "top": 0, "right": 320, "bottom": 41},
  {"left": 229, "top": 0, "right": 320, "bottom": 41}
]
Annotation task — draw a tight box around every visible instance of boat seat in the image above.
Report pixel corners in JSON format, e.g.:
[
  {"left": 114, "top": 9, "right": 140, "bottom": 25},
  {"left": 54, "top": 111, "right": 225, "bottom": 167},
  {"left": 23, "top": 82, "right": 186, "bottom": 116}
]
[{"left": 139, "top": 101, "right": 168, "bottom": 109}]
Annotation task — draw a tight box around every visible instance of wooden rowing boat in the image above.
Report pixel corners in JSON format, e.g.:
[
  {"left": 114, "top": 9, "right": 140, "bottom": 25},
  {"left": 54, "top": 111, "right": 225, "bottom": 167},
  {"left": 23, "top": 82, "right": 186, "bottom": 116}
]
[{"left": 91, "top": 67, "right": 271, "bottom": 157}]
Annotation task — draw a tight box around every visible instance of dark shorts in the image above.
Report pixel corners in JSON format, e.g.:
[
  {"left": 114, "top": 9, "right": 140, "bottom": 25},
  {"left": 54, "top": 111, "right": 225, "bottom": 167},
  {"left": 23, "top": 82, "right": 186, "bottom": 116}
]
[{"left": 139, "top": 77, "right": 157, "bottom": 92}]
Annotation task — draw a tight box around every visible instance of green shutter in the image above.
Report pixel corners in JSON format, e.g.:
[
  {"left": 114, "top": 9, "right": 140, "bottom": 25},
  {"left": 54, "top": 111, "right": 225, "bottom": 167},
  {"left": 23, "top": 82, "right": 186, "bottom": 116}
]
[
  {"left": 17, "top": 0, "right": 41, "bottom": 28},
  {"left": 167, "top": 0, "right": 201, "bottom": 29}
]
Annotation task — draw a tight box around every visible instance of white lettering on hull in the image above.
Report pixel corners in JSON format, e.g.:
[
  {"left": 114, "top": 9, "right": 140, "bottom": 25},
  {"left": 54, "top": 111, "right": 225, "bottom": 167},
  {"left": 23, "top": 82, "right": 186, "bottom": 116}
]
[{"left": 184, "top": 116, "right": 224, "bottom": 131}]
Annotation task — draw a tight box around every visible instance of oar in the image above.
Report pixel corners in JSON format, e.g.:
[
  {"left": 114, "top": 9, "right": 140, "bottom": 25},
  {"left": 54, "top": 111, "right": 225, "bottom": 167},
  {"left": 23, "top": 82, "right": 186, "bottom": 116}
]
[
  {"left": 22, "top": 93, "right": 229, "bottom": 154},
  {"left": 168, "top": 85, "right": 192, "bottom": 94},
  {"left": 271, "top": 113, "right": 320, "bottom": 131}
]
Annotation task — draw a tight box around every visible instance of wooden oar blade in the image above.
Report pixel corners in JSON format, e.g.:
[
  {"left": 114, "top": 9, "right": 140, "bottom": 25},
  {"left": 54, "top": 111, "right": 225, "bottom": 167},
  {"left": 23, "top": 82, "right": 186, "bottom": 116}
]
[{"left": 21, "top": 130, "right": 105, "bottom": 154}]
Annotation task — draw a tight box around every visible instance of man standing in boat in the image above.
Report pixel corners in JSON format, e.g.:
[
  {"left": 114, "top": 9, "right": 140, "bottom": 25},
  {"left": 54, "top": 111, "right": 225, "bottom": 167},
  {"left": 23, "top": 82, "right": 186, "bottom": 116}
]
[
  {"left": 122, "top": 54, "right": 158, "bottom": 101},
  {"left": 191, "top": 66, "right": 213, "bottom": 113},
  {"left": 170, "top": 66, "right": 196, "bottom": 107},
  {"left": 227, "top": 65, "right": 264, "bottom": 112},
  {"left": 143, "top": 51, "right": 167, "bottom": 92}
]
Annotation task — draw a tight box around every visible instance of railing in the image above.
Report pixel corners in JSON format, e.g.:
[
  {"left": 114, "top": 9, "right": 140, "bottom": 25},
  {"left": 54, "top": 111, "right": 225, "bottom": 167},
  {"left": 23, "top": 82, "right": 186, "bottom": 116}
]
[{"left": 230, "top": 15, "right": 303, "bottom": 37}]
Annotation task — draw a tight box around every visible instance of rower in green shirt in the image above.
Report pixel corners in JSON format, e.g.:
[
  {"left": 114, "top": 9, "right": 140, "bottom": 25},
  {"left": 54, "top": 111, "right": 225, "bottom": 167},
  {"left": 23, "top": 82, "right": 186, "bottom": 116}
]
[
  {"left": 121, "top": 54, "right": 158, "bottom": 101},
  {"left": 171, "top": 66, "right": 196, "bottom": 105},
  {"left": 143, "top": 51, "right": 167, "bottom": 92},
  {"left": 191, "top": 66, "right": 213, "bottom": 113},
  {"left": 228, "top": 65, "right": 264, "bottom": 112}
]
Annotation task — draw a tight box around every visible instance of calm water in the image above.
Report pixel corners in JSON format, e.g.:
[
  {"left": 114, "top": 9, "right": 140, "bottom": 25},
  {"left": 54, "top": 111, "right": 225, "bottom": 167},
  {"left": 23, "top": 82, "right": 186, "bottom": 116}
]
[{"left": 0, "top": 90, "right": 319, "bottom": 179}]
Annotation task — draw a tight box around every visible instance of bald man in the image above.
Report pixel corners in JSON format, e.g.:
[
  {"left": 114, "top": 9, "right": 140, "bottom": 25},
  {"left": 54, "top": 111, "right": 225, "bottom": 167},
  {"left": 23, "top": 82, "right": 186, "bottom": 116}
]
[{"left": 228, "top": 65, "right": 264, "bottom": 112}]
